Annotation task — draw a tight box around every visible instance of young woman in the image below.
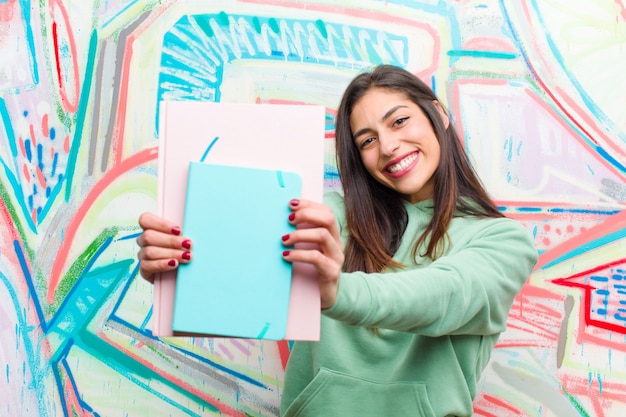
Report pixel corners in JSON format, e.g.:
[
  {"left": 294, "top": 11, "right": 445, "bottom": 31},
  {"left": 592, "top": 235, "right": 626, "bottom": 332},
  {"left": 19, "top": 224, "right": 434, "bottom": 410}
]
[{"left": 137, "top": 65, "right": 538, "bottom": 417}]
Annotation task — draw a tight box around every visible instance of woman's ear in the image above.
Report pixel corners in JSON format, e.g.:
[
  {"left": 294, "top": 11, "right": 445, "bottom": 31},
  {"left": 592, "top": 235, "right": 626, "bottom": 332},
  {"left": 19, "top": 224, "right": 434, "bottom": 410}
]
[{"left": 433, "top": 100, "right": 450, "bottom": 129}]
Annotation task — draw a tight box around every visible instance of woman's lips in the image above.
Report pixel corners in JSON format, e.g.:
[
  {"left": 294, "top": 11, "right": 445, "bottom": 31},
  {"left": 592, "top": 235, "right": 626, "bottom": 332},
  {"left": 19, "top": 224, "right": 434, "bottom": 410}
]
[{"left": 385, "top": 152, "right": 419, "bottom": 177}]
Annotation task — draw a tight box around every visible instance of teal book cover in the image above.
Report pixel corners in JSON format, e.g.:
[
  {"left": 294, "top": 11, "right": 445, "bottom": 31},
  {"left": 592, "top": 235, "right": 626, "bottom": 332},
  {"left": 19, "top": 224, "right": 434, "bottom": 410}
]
[{"left": 172, "top": 162, "right": 302, "bottom": 340}]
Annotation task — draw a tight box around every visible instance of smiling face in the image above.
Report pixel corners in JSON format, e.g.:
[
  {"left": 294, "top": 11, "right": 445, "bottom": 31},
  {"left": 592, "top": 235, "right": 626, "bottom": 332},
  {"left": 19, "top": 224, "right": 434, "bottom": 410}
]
[{"left": 350, "top": 88, "right": 447, "bottom": 204}]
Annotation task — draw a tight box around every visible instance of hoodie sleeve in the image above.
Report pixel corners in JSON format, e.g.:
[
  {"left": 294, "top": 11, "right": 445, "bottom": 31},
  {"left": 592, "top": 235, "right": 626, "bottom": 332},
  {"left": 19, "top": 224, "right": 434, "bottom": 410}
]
[{"left": 322, "top": 213, "right": 538, "bottom": 337}]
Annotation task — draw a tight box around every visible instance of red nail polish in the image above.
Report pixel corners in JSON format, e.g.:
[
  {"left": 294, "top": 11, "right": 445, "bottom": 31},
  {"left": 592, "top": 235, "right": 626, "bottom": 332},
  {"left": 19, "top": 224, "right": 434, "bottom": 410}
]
[
  {"left": 290, "top": 199, "right": 300, "bottom": 206},
  {"left": 182, "top": 239, "right": 191, "bottom": 249},
  {"left": 171, "top": 226, "right": 181, "bottom": 236},
  {"left": 283, "top": 250, "right": 291, "bottom": 256},
  {"left": 168, "top": 259, "right": 176, "bottom": 267},
  {"left": 289, "top": 213, "right": 295, "bottom": 221},
  {"left": 281, "top": 234, "right": 290, "bottom": 242},
  {"left": 182, "top": 251, "right": 191, "bottom": 260}
]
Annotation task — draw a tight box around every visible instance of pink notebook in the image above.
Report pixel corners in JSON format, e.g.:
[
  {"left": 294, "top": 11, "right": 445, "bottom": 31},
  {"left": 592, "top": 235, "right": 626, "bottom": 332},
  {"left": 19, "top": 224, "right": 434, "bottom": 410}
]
[{"left": 154, "top": 101, "right": 324, "bottom": 340}]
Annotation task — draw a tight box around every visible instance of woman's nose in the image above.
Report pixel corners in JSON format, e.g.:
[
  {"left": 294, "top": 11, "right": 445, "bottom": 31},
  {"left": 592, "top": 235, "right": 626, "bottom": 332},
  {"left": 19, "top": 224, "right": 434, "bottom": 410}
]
[{"left": 379, "top": 133, "right": 400, "bottom": 156}]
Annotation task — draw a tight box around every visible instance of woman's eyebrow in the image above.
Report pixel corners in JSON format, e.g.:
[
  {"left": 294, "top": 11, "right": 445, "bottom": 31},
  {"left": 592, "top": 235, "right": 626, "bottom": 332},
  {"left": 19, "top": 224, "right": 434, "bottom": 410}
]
[
  {"left": 382, "top": 105, "right": 408, "bottom": 122},
  {"left": 352, "top": 105, "right": 409, "bottom": 139}
]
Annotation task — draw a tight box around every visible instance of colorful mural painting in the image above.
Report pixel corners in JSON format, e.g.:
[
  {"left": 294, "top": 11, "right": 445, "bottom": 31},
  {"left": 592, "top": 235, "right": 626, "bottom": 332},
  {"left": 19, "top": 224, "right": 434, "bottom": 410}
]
[{"left": 0, "top": 0, "right": 625, "bottom": 415}]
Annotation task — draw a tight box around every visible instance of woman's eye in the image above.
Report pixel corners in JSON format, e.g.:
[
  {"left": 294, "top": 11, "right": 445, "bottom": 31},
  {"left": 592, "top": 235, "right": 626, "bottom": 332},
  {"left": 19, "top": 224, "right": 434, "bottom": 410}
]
[
  {"left": 393, "top": 117, "right": 408, "bottom": 127},
  {"left": 359, "top": 137, "right": 375, "bottom": 149}
]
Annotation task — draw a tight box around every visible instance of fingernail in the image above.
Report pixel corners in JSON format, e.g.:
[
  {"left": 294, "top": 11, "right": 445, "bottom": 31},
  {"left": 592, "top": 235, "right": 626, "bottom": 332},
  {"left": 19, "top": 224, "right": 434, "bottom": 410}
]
[
  {"left": 182, "top": 239, "right": 191, "bottom": 249},
  {"left": 168, "top": 259, "right": 176, "bottom": 267},
  {"left": 288, "top": 213, "right": 295, "bottom": 221},
  {"left": 290, "top": 199, "right": 300, "bottom": 207},
  {"left": 171, "top": 226, "right": 181, "bottom": 236},
  {"left": 282, "top": 250, "right": 290, "bottom": 257},
  {"left": 182, "top": 251, "right": 191, "bottom": 260},
  {"left": 281, "top": 234, "right": 290, "bottom": 242}
]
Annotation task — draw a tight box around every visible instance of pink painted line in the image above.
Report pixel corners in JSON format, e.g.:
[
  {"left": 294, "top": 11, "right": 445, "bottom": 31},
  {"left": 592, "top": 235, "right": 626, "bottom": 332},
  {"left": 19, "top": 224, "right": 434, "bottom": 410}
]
[
  {"left": 481, "top": 394, "right": 522, "bottom": 415},
  {"left": 47, "top": 147, "right": 158, "bottom": 302},
  {"left": 22, "top": 163, "right": 30, "bottom": 183},
  {"left": 462, "top": 36, "right": 517, "bottom": 53},
  {"left": 18, "top": 136, "right": 25, "bottom": 157},
  {"left": 555, "top": 85, "right": 626, "bottom": 160},
  {"left": 619, "top": 0, "right": 626, "bottom": 23},
  {"left": 218, "top": 342, "right": 235, "bottom": 361},
  {"left": 111, "top": 34, "right": 135, "bottom": 166},
  {"left": 42, "top": 114, "right": 49, "bottom": 138},
  {"left": 29, "top": 123, "right": 36, "bottom": 147},
  {"left": 536, "top": 211, "right": 626, "bottom": 270},
  {"left": 57, "top": 361, "right": 97, "bottom": 417},
  {"left": 229, "top": 339, "right": 250, "bottom": 355},
  {"left": 35, "top": 166, "right": 46, "bottom": 188}
]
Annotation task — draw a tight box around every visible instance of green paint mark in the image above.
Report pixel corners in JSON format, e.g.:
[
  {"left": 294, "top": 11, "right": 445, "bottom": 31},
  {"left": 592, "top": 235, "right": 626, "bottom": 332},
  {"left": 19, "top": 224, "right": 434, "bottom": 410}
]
[
  {"left": 251, "top": 16, "right": 262, "bottom": 34},
  {"left": 315, "top": 19, "right": 327, "bottom": 38},
  {"left": 447, "top": 50, "right": 518, "bottom": 60},
  {"left": 195, "top": 16, "right": 214, "bottom": 37},
  {"left": 145, "top": 343, "right": 176, "bottom": 366},
  {"left": 562, "top": 388, "right": 591, "bottom": 417},
  {"left": 48, "top": 227, "right": 119, "bottom": 315},
  {"left": 268, "top": 18, "right": 280, "bottom": 34},
  {"left": 216, "top": 11, "right": 230, "bottom": 27},
  {"left": 0, "top": 181, "right": 30, "bottom": 254},
  {"left": 256, "top": 322, "right": 271, "bottom": 338}
]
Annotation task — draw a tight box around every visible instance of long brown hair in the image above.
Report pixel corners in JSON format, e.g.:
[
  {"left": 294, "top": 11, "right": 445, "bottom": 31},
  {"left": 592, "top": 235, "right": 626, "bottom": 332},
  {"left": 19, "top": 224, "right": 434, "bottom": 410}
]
[{"left": 336, "top": 65, "right": 503, "bottom": 273}]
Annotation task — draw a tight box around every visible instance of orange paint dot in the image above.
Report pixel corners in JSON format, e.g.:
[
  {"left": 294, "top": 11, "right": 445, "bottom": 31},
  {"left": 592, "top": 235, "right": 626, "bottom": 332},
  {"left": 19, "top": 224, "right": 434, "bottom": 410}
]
[
  {"left": 22, "top": 164, "right": 30, "bottom": 183},
  {"left": 19, "top": 136, "right": 25, "bottom": 157},
  {"left": 42, "top": 114, "right": 49, "bottom": 137},
  {"left": 29, "top": 123, "right": 37, "bottom": 147},
  {"left": 543, "top": 224, "right": 551, "bottom": 231},
  {"left": 36, "top": 166, "right": 46, "bottom": 188}
]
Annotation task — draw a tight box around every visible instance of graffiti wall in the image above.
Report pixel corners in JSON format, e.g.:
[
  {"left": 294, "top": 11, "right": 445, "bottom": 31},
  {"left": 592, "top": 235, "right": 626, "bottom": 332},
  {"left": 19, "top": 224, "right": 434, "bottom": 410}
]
[{"left": 1, "top": 0, "right": 625, "bottom": 416}]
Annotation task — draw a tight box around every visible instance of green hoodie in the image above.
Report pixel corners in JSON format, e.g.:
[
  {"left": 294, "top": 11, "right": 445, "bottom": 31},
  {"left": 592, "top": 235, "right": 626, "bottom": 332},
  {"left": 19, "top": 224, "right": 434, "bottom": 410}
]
[{"left": 281, "top": 192, "right": 538, "bottom": 417}]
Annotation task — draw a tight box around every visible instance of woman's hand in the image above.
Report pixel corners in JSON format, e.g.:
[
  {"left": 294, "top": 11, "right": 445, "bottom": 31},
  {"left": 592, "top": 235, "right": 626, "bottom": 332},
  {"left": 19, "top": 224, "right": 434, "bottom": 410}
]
[
  {"left": 281, "top": 199, "right": 344, "bottom": 309},
  {"left": 136, "top": 212, "right": 193, "bottom": 283}
]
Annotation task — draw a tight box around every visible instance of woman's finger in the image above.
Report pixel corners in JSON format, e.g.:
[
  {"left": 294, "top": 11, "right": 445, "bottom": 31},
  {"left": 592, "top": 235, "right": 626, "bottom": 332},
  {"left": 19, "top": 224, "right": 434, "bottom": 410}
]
[
  {"left": 139, "top": 258, "right": 181, "bottom": 283},
  {"left": 282, "top": 227, "right": 343, "bottom": 263},
  {"left": 137, "top": 244, "right": 192, "bottom": 263},
  {"left": 282, "top": 247, "right": 341, "bottom": 309},
  {"left": 136, "top": 228, "right": 192, "bottom": 252},
  {"left": 287, "top": 201, "right": 341, "bottom": 243},
  {"left": 138, "top": 212, "right": 183, "bottom": 236}
]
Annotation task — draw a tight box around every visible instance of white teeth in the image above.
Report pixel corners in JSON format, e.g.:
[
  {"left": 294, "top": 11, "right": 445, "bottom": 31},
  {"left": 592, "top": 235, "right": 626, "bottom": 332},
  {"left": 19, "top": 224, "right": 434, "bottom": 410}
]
[{"left": 387, "top": 153, "right": 417, "bottom": 173}]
